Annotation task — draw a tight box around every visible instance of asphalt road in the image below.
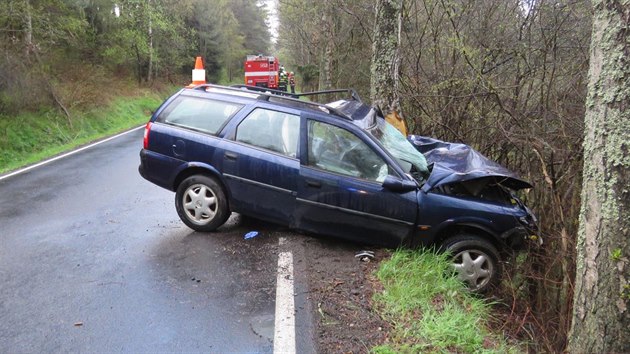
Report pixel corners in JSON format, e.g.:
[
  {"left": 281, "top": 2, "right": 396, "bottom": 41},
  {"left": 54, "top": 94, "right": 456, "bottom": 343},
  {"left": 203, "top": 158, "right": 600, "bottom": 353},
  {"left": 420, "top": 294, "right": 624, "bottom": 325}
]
[{"left": 0, "top": 128, "right": 315, "bottom": 353}]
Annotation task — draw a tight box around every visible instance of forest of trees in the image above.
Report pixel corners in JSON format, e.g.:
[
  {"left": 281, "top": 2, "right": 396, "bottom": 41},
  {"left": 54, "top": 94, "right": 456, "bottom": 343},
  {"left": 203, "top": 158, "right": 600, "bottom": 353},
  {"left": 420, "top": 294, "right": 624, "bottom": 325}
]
[
  {"left": 278, "top": 0, "right": 593, "bottom": 351},
  {"left": 2, "top": 0, "right": 627, "bottom": 352},
  {"left": 0, "top": 0, "right": 271, "bottom": 115}
]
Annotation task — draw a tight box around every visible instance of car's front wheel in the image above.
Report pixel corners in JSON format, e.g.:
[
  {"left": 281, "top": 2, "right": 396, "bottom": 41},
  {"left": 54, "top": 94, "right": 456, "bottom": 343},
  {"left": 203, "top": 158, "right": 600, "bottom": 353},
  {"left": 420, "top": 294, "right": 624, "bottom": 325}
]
[
  {"left": 175, "top": 175, "right": 229, "bottom": 232},
  {"left": 441, "top": 235, "right": 500, "bottom": 292}
]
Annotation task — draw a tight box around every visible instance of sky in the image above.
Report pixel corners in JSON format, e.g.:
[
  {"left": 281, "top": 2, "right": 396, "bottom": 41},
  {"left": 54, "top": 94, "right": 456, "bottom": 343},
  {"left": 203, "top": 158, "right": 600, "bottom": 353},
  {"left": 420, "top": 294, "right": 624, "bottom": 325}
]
[{"left": 264, "top": 0, "right": 279, "bottom": 43}]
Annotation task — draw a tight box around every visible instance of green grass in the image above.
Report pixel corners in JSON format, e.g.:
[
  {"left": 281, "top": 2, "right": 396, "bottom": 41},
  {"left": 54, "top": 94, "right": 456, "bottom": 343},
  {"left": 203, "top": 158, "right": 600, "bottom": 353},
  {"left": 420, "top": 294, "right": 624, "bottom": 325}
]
[
  {"left": 0, "top": 90, "right": 169, "bottom": 174},
  {"left": 372, "top": 250, "right": 521, "bottom": 354}
]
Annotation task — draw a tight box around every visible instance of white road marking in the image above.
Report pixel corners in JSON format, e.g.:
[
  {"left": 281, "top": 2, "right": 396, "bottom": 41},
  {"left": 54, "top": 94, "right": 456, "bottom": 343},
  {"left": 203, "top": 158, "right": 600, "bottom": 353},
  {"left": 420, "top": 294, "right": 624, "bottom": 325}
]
[
  {"left": 4, "top": 124, "right": 301, "bottom": 351},
  {"left": 0, "top": 125, "right": 145, "bottom": 182},
  {"left": 274, "top": 237, "right": 296, "bottom": 354}
]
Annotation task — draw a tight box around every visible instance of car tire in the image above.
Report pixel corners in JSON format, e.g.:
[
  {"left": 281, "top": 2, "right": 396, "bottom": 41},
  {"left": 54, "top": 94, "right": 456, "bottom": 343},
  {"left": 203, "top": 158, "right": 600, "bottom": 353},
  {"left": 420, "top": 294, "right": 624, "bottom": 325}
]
[
  {"left": 440, "top": 235, "right": 500, "bottom": 293},
  {"left": 175, "top": 175, "right": 229, "bottom": 232}
]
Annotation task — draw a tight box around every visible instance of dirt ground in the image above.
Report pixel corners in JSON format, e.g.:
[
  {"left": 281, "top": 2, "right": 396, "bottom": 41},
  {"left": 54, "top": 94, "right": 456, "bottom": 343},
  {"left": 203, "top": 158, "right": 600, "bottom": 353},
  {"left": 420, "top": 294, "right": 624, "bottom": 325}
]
[{"left": 300, "top": 236, "right": 392, "bottom": 353}]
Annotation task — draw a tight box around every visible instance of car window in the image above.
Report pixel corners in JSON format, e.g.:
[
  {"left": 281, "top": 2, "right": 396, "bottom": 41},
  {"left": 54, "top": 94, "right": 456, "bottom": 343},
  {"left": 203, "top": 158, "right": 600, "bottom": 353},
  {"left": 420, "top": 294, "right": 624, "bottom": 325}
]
[
  {"left": 157, "top": 96, "right": 242, "bottom": 135},
  {"left": 368, "top": 118, "right": 428, "bottom": 179},
  {"left": 235, "top": 108, "right": 300, "bottom": 157},
  {"left": 308, "top": 120, "right": 389, "bottom": 182}
]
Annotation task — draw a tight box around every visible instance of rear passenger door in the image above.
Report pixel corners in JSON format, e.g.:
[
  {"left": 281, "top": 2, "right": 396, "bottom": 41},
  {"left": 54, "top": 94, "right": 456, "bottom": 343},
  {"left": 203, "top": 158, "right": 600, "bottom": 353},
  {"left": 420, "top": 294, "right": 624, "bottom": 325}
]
[{"left": 221, "top": 108, "right": 300, "bottom": 225}]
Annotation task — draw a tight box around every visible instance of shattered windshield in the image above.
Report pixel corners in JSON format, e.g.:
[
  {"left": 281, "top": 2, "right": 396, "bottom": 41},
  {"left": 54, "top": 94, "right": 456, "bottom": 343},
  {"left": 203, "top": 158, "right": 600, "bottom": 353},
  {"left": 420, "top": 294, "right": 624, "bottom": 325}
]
[{"left": 367, "top": 118, "right": 429, "bottom": 181}]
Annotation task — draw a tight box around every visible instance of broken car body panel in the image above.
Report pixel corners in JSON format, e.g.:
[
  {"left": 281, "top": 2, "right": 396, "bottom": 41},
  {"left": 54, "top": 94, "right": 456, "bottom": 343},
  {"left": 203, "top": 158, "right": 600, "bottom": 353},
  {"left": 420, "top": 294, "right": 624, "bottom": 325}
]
[
  {"left": 337, "top": 102, "right": 537, "bottom": 249},
  {"left": 408, "top": 135, "right": 533, "bottom": 191},
  {"left": 400, "top": 136, "right": 537, "bottom": 248}
]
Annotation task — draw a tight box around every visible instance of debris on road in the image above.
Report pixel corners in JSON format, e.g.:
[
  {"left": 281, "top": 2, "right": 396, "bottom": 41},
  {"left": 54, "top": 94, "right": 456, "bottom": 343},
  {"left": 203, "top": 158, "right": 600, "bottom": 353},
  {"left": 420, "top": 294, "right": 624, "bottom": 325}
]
[
  {"left": 244, "top": 231, "right": 259, "bottom": 240},
  {"left": 355, "top": 250, "right": 375, "bottom": 262}
]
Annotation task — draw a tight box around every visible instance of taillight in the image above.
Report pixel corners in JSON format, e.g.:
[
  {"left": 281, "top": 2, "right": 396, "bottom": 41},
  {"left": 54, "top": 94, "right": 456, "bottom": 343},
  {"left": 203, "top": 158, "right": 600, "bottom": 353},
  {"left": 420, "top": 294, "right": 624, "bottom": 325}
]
[{"left": 143, "top": 121, "right": 152, "bottom": 149}]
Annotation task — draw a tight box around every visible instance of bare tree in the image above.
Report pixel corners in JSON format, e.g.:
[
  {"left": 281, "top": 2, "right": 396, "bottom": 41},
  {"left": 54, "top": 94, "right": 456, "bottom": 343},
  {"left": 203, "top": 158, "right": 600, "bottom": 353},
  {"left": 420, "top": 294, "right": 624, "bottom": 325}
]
[
  {"left": 276, "top": 2, "right": 595, "bottom": 348},
  {"left": 320, "top": 1, "right": 334, "bottom": 93},
  {"left": 24, "top": 0, "right": 33, "bottom": 58},
  {"left": 370, "top": 0, "right": 407, "bottom": 134},
  {"left": 147, "top": 0, "right": 154, "bottom": 83},
  {"left": 568, "top": 1, "right": 630, "bottom": 352}
]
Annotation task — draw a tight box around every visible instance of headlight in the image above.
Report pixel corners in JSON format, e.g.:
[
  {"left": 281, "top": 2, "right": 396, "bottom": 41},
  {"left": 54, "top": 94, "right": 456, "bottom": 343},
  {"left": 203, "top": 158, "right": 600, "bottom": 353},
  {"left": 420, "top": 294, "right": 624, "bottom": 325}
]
[
  {"left": 529, "top": 234, "right": 543, "bottom": 246},
  {"left": 524, "top": 205, "right": 538, "bottom": 224},
  {"left": 519, "top": 216, "right": 533, "bottom": 226}
]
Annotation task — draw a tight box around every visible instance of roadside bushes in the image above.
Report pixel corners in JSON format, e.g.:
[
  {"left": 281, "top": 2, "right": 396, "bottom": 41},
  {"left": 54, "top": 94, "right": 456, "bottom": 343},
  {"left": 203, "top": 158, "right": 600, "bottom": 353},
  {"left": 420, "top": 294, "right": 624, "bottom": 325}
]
[
  {"left": 373, "top": 250, "right": 521, "bottom": 353},
  {"left": 0, "top": 55, "right": 51, "bottom": 114},
  {"left": 0, "top": 91, "right": 167, "bottom": 174}
]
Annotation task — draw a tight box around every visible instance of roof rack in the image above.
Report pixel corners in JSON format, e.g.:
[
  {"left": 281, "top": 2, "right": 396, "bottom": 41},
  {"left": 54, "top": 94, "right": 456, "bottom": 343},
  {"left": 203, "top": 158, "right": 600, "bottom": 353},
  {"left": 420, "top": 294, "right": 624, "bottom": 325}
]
[
  {"left": 229, "top": 85, "right": 362, "bottom": 103},
  {"left": 291, "top": 88, "right": 363, "bottom": 103},
  {"left": 227, "top": 85, "right": 300, "bottom": 100},
  {"left": 188, "top": 84, "right": 356, "bottom": 120}
]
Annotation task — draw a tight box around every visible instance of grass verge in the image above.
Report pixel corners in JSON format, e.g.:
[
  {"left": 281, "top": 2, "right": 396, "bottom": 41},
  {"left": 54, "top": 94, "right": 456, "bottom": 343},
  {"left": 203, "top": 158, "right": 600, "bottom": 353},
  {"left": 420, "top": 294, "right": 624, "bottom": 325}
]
[
  {"left": 372, "top": 250, "right": 521, "bottom": 353},
  {"left": 0, "top": 89, "right": 171, "bottom": 174}
]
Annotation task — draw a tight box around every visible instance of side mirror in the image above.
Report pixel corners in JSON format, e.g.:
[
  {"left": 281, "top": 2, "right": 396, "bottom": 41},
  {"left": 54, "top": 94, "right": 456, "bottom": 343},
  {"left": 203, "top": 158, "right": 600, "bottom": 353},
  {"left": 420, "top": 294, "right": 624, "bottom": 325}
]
[{"left": 382, "top": 175, "right": 418, "bottom": 193}]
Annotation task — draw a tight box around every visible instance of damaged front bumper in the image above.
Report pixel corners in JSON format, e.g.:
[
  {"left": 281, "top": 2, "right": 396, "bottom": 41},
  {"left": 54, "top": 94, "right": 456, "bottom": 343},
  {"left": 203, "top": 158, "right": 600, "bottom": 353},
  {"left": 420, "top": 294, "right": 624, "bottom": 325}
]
[{"left": 501, "top": 225, "right": 542, "bottom": 250}]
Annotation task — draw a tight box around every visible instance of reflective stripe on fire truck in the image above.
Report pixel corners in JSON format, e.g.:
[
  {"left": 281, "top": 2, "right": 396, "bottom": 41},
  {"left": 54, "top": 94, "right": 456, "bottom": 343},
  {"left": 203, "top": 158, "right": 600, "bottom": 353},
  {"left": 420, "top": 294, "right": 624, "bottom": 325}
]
[{"left": 244, "top": 71, "right": 278, "bottom": 77}]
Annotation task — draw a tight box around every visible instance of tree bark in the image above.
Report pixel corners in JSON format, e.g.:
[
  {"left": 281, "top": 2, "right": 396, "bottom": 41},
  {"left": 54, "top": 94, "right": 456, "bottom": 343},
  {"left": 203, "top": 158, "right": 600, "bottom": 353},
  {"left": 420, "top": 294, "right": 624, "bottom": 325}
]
[
  {"left": 319, "top": 2, "right": 334, "bottom": 98},
  {"left": 370, "top": 0, "right": 406, "bottom": 135},
  {"left": 24, "top": 0, "right": 33, "bottom": 58},
  {"left": 568, "top": 1, "right": 630, "bottom": 352},
  {"left": 147, "top": 0, "right": 153, "bottom": 83}
]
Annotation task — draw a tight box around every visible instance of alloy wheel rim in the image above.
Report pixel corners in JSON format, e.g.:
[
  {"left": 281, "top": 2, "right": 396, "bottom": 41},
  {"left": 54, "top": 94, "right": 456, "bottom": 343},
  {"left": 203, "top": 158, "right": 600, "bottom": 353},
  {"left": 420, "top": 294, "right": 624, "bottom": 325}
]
[
  {"left": 182, "top": 184, "right": 217, "bottom": 225},
  {"left": 452, "top": 249, "right": 493, "bottom": 290}
]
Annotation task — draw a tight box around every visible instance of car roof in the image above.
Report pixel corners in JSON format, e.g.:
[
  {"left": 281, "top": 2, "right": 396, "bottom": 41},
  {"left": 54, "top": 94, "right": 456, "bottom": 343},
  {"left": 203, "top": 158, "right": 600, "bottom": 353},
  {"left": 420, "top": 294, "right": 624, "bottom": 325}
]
[{"left": 183, "top": 84, "right": 370, "bottom": 123}]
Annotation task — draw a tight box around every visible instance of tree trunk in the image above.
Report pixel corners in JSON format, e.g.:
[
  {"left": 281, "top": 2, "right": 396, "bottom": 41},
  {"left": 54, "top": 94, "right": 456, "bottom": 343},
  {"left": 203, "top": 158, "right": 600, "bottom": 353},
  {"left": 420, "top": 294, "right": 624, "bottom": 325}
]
[
  {"left": 134, "top": 44, "right": 143, "bottom": 85},
  {"left": 319, "top": 3, "right": 334, "bottom": 99},
  {"left": 24, "top": 0, "right": 33, "bottom": 58},
  {"left": 568, "top": 1, "right": 630, "bottom": 352},
  {"left": 147, "top": 0, "right": 153, "bottom": 83},
  {"left": 370, "top": 0, "right": 406, "bottom": 135}
]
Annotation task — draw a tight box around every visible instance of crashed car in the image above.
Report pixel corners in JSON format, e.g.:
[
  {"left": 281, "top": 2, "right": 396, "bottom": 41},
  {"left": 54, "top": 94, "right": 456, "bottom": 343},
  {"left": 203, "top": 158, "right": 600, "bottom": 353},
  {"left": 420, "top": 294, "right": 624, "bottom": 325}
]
[{"left": 138, "top": 84, "right": 539, "bottom": 292}]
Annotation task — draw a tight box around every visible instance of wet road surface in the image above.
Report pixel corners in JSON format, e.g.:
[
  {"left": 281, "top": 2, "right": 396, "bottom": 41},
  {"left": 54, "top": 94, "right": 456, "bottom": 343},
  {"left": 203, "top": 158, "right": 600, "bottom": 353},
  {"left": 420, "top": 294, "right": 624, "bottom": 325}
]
[{"left": 0, "top": 128, "right": 315, "bottom": 353}]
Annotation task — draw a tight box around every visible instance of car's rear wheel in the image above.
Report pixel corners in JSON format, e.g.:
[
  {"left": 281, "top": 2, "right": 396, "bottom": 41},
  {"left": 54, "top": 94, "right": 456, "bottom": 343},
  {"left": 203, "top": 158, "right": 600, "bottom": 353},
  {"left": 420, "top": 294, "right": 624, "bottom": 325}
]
[
  {"left": 441, "top": 235, "right": 500, "bottom": 292},
  {"left": 175, "top": 175, "right": 229, "bottom": 232}
]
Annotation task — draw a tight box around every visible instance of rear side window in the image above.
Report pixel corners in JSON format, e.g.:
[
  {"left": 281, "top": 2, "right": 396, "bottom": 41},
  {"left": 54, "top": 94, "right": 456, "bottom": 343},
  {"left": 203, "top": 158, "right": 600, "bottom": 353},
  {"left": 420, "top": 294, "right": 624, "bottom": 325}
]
[
  {"left": 157, "top": 96, "right": 242, "bottom": 135},
  {"left": 235, "top": 108, "right": 300, "bottom": 157}
]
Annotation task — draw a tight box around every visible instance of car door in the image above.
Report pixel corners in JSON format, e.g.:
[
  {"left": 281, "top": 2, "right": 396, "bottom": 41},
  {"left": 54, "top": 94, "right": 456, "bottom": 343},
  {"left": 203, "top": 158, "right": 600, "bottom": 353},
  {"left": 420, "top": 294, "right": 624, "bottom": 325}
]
[
  {"left": 221, "top": 107, "right": 300, "bottom": 225},
  {"left": 293, "top": 117, "right": 418, "bottom": 247},
  {"left": 145, "top": 95, "right": 244, "bottom": 188}
]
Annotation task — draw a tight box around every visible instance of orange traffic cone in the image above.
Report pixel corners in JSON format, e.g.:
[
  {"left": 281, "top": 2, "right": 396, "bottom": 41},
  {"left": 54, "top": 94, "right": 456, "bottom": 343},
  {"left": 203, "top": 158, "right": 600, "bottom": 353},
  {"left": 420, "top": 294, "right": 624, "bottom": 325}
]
[{"left": 187, "top": 56, "right": 206, "bottom": 87}]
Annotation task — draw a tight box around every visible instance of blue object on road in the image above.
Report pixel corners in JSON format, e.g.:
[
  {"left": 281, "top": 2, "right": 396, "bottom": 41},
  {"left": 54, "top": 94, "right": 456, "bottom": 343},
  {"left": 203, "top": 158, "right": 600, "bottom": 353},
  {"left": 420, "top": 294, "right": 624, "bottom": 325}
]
[{"left": 244, "top": 231, "right": 259, "bottom": 240}]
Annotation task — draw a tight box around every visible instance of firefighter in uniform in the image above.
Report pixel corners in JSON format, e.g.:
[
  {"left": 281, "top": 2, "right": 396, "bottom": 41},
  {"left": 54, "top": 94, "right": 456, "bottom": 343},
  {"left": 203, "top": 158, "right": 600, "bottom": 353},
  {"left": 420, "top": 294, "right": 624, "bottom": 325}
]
[
  {"left": 288, "top": 72, "right": 296, "bottom": 94},
  {"left": 278, "top": 72, "right": 288, "bottom": 92}
]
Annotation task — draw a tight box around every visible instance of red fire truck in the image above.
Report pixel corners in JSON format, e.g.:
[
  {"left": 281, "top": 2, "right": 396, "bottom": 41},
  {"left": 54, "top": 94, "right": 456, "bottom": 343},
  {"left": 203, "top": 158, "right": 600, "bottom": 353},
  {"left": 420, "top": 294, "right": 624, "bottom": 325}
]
[{"left": 244, "top": 55, "right": 279, "bottom": 89}]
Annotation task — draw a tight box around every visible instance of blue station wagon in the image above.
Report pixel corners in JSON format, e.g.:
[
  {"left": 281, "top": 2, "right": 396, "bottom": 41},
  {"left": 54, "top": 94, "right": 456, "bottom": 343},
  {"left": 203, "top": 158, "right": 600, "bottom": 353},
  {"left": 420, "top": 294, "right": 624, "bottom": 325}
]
[{"left": 139, "top": 84, "right": 539, "bottom": 292}]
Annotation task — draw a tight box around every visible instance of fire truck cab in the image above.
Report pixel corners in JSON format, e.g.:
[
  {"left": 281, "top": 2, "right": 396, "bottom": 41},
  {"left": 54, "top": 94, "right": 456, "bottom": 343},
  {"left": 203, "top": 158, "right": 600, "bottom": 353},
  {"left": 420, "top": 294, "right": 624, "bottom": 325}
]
[{"left": 244, "top": 55, "right": 279, "bottom": 89}]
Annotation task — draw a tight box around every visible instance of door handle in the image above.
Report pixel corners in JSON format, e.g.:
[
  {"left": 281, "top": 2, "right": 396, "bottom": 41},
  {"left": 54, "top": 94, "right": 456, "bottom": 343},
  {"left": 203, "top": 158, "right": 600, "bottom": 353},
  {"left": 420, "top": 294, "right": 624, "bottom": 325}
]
[
  {"left": 306, "top": 180, "right": 322, "bottom": 188},
  {"left": 224, "top": 152, "right": 238, "bottom": 160}
]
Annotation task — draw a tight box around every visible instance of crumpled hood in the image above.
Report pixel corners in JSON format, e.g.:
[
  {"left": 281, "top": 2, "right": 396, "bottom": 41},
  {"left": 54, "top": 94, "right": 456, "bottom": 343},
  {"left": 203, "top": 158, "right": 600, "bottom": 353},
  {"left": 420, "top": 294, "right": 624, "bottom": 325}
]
[{"left": 408, "top": 135, "right": 533, "bottom": 190}]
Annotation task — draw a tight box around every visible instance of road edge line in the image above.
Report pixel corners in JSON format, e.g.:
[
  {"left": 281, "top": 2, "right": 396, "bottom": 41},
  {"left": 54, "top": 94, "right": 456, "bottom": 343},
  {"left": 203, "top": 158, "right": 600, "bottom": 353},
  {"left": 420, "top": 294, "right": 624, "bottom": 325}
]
[
  {"left": 0, "top": 125, "right": 145, "bottom": 182},
  {"left": 274, "top": 237, "right": 296, "bottom": 354}
]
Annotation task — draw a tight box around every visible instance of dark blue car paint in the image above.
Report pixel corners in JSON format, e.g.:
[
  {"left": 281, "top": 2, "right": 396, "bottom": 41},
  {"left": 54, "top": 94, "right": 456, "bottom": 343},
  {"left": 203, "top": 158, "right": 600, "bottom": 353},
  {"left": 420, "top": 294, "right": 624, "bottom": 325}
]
[
  {"left": 413, "top": 191, "right": 528, "bottom": 247},
  {"left": 139, "top": 88, "right": 536, "bottom": 249},
  {"left": 222, "top": 143, "right": 300, "bottom": 225},
  {"left": 409, "top": 135, "right": 533, "bottom": 191},
  {"left": 294, "top": 166, "right": 417, "bottom": 247}
]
